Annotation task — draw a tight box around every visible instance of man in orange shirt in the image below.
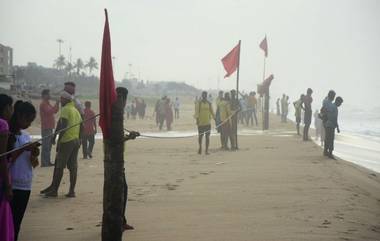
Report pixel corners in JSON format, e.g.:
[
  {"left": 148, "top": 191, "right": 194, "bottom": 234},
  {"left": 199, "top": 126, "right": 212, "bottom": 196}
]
[{"left": 39, "top": 89, "right": 59, "bottom": 167}]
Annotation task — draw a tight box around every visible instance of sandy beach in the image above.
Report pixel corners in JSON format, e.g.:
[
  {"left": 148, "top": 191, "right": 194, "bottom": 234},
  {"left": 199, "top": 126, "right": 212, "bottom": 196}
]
[{"left": 18, "top": 110, "right": 380, "bottom": 241}]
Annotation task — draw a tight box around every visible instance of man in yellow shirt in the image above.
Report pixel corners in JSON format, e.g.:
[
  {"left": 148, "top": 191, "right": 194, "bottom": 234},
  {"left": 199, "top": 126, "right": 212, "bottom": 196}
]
[
  {"left": 44, "top": 91, "right": 82, "bottom": 198},
  {"left": 217, "top": 92, "right": 233, "bottom": 150},
  {"left": 194, "top": 91, "right": 215, "bottom": 155},
  {"left": 247, "top": 91, "right": 258, "bottom": 126}
]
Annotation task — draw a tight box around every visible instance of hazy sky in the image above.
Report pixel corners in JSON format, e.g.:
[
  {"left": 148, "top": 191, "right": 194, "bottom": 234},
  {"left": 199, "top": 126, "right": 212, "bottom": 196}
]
[{"left": 1, "top": 0, "right": 380, "bottom": 108}]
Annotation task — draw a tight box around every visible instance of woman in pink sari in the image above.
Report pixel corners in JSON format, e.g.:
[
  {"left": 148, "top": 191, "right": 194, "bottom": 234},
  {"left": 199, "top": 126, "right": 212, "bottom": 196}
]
[{"left": 0, "top": 94, "right": 15, "bottom": 241}]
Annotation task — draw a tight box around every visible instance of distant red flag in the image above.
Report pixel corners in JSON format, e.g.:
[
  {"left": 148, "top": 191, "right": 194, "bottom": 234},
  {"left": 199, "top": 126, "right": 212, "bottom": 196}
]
[
  {"left": 259, "top": 36, "right": 268, "bottom": 57},
  {"left": 99, "top": 9, "right": 117, "bottom": 139},
  {"left": 221, "top": 41, "right": 241, "bottom": 78}
]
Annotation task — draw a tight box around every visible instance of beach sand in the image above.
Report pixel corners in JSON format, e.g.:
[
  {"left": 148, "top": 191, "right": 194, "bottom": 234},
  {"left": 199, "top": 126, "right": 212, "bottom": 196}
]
[{"left": 19, "top": 106, "right": 380, "bottom": 241}]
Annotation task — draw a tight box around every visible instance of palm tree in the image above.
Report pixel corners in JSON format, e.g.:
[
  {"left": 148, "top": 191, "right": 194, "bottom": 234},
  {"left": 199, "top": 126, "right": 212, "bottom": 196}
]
[
  {"left": 54, "top": 55, "right": 66, "bottom": 70},
  {"left": 74, "top": 58, "right": 84, "bottom": 76},
  {"left": 65, "top": 62, "right": 74, "bottom": 77},
  {"left": 85, "top": 57, "right": 98, "bottom": 76}
]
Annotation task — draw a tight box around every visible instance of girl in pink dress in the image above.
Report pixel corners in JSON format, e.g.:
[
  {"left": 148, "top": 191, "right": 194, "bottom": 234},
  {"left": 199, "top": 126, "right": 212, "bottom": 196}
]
[{"left": 0, "top": 94, "right": 15, "bottom": 241}]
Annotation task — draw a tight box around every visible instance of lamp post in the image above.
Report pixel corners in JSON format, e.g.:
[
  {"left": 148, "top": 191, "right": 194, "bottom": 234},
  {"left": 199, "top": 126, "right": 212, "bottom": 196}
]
[{"left": 57, "top": 39, "right": 64, "bottom": 56}]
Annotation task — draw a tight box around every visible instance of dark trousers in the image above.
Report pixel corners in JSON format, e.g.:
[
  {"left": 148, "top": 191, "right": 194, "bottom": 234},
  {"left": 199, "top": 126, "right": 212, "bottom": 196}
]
[
  {"left": 324, "top": 127, "right": 335, "bottom": 154},
  {"left": 82, "top": 134, "right": 95, "bottom": 158},
  {"left": 230, "top": 117, "right": 238, "bottom": 149},
  {"left": 221, "top": 122, "right": 231, "bottom": 149},
  {"left": 41, "top": 128, "right": 53, "bottom": 166},
  {"left": 158, "top": 114, "right": 165, "bottom": 130},
  {"left": 11, "top": 189, "right": 31, "bottom": 241},
  {"left": 123, "top": 175, "right": 128, "bottom": 225}
]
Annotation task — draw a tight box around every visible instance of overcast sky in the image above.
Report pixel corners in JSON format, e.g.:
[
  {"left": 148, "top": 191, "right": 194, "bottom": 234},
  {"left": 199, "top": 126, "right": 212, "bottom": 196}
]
[{"left": 1, "top": 0, "right": 380, "bottom": 109}]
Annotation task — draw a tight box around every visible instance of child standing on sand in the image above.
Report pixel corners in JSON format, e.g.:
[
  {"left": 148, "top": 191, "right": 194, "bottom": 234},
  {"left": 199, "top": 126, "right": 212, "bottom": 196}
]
[{"left": 8, "top": 101, "right": 39, "bottom": 241}]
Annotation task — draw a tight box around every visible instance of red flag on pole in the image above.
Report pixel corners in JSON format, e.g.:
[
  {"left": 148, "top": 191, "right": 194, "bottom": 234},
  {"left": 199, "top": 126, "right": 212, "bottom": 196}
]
[
  {"left": 99, "top": 9, "right": 117, "bottom": 139},
  {"left": 259, "top": 36, "right": 268, "bottom": 57},
  {"left": 221, "top": 41, "right": 241, "bottom": 78}
]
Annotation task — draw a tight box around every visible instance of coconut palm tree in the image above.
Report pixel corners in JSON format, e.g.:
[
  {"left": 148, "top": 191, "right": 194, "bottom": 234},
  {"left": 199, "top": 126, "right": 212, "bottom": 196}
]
[
  {"left": 65, "top": 62, "right": 74, "bottom": 77},
  {"left": 54, "top": 55, "right": 66, "bottom": 70},
  {"left": 85, "top": 57, "right": 98, "bottom": 76},
  {"left": 74, "top": 58, "right": 84, "bottom": 76}
]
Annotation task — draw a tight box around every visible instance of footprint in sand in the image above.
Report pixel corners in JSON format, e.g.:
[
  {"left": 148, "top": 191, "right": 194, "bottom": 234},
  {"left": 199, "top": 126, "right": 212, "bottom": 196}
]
[
  {"left": 318, "top": 220, "right": 331, "bottom": 228},
  {"left": 165, "top": 183, "right": 179, "bottom": 190},
  {"left": 176, "top": 179, "right": 184, "bottom": 183}
]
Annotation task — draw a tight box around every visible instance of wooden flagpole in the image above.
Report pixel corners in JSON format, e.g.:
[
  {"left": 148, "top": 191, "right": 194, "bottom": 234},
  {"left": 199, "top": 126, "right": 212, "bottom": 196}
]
[
  {"left": 235, "top": 40, "right": 241, "bottom": 149},
  {"left": 262, "top": 55, "right": 266, "bottom": 130}
]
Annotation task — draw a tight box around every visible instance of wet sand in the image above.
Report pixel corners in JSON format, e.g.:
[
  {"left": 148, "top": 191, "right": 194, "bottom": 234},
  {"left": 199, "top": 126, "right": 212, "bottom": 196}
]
[{"left": 19, "top": 112, "right": 380, "bottom": 241}]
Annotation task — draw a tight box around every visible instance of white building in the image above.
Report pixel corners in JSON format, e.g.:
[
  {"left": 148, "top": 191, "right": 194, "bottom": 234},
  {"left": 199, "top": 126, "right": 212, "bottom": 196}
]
[{"left": 0, "top": 43, "right": 13, "bottom": 88}]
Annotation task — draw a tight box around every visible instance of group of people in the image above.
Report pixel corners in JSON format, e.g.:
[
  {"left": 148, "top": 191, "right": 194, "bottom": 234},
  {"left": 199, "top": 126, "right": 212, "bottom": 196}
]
[
  {"left": 194, "top": 90, "right": 242, "bottom": 154},
  {"left": 276, "top": 94, "right": 290, "bottom": 123},
  {"left": 126, "top": 97, "right": 146, "bottom": 120},
  {"left": 154, "top": 96, "right": 174, "bottom": 131},
  {"left": 0, "top": 81, "right": 101, "bottom": 241},
  {"left": 238, "top": 92, "right": 259, "bottom": 126},
  {"left": 292, "top": 88, "right": 343, "bottom": 158},
  {"left": 0, "top": 94, "right": 39, "bottom": 241}
]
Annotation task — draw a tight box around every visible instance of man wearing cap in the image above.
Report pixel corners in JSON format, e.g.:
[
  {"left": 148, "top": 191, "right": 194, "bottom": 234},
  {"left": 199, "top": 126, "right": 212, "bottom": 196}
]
[{"left": 44, "top": 91, "right": 82, "bottom": 197}]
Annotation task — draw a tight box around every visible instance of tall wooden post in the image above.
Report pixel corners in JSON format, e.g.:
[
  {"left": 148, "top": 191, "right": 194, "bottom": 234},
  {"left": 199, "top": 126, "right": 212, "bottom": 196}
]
[
  {"left": 235, "top": 40, "right": 241, "bottom": 149},
  {"left": 264, "top": 89, "right": 269, "bottom": 130},
  {"left": 102, "top": 91, "right": 125, "bottom": 241}
]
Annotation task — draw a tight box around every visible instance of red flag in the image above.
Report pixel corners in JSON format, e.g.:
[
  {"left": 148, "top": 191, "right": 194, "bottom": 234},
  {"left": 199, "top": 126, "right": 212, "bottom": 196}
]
[
  {"left": 259, "top": 36, "right": 268, "bottom": 57},
  {"left": 99, "top": 9, "right": 117, "bottom": 139},
  {"left": 221, "top": 41, "right": 241, "bottom": 78}
]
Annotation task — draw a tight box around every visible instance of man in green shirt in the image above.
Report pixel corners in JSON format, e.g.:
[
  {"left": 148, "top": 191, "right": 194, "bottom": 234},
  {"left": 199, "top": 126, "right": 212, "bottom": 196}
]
[
  {"left": 194, "top": 91, "right": 215, "bottom": 155},
  {"left": 45, "top": 91, "right": 82, "bottom": 198}
]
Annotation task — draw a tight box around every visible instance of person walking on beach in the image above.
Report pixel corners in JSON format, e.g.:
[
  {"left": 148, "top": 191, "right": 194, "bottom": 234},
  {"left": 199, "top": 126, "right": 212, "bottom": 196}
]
[
  {"left": 239, "top": 95, "right": 247, "bottom": 125},
  {"left": 293, "top": 94, "right": 304, "bottom": 135},
  {"left": 303, "top": 88, "right": 313, "bottom": 141},
  {"left": 0, "top": 94, "right": 14, "bottom": 241},
  {"left": 39, "top": 89, "right": 59, "bottom": 167},
  {"left": 174, "top": 97, "right": 180, "bottom": 119},
  {"left": 82, "top": 101, "right": 96, "bottom": 159},
  {"left": 44, "top": 91, "right": 82, "bottom": 198},
  {"left": 157, "top": 96, "right": 167, "bottom": 130},
  {"left": 324, "top": 96, "right": 343, "bottom": 159},
  {"left": 283, "top": 96, "right": 290, "bottom": 123},
  {"left": 195, "top": 91, "right": 215, "bottom": 155},
  {"left": 276, "top": 98, "right": 281, "bottom": 116},
  {"left": 281, "top": 94, "right": 286, "bottom": 122},
  {"left": 8, "top": 101, "right": 40, "bottom": 241}
]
